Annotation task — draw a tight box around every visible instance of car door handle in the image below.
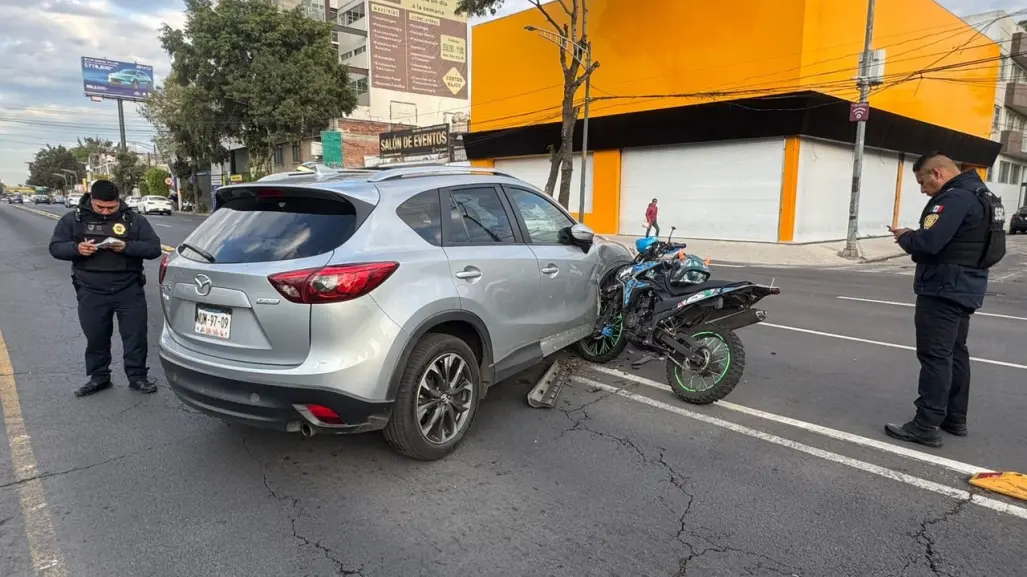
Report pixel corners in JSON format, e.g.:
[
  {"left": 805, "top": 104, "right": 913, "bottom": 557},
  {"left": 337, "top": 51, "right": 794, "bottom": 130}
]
[
  {"left": 541, "top": 266, "right": 559, "bottom": 275},
  {"left": 455, "top": 270, "right": 482, "bottom": 280}
]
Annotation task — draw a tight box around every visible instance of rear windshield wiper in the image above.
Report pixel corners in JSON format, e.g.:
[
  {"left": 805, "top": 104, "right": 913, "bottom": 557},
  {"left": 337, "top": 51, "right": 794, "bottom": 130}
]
[{"left": 180, "top": 243, "right": 217, "bottom": 263}]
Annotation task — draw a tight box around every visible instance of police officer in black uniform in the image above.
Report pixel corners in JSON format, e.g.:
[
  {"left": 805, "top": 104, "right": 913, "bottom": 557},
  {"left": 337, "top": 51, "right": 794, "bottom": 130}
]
[
  {"left": 48, "top": 180, "right": 164, "bottom": 397},
  {"left": 885, "top": 153, "right": 1005, "bottom": 448}
]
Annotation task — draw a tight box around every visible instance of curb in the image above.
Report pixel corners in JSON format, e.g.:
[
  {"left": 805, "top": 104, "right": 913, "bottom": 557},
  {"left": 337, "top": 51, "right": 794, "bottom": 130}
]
[
  {"left": 859, "top": 252, "right": 908, "bottom": 264},
  {"left": 9, "top": 204, "right": 175, "bottom": 253}
]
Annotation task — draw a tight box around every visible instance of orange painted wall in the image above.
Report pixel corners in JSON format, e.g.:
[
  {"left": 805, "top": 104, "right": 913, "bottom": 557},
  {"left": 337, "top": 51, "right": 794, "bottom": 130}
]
[
  {"left": 799, "top": 0, "right": 998, "bottom": 138},
  {"left": 470, "top": 0, "right": 998, "bottom": 139},
  {"left": 470, "top": 0, "right": 808, "bottom": 132}
]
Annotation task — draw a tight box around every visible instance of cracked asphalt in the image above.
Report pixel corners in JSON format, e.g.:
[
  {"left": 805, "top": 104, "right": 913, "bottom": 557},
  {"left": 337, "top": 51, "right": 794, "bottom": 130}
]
[{"left": 1, "top": 203, "right": 1025, "bottom": 577}]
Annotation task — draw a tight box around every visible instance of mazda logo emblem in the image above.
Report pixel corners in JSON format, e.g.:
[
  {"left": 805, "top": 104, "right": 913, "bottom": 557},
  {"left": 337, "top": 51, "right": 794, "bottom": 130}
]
[{"left": 194, "top": 274, "right": 212, "bottom": 296}]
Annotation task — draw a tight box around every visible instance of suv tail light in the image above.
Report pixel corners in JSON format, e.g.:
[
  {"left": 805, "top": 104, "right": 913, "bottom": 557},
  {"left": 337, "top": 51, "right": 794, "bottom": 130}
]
[
  {"left": 268, "top": 262, "right": 399, "bottom": 304},
  {"left": 158, "top": 252, "right": 170, "bottom": 284}
]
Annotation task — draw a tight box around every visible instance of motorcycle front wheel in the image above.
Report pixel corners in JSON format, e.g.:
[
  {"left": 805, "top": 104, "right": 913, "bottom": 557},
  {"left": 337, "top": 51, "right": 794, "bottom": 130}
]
[
  {"left": 665, "top": 324, "right": 745, "bottom": 405},
  {"left": 575, "top": 272, "right": 629, "bottom": 364}
]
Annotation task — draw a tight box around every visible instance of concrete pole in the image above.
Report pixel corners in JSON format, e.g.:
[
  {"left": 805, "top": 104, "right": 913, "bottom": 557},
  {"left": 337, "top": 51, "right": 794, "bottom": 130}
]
[{"left": 840, "top": 0, "right": 876, "bottom": 260}]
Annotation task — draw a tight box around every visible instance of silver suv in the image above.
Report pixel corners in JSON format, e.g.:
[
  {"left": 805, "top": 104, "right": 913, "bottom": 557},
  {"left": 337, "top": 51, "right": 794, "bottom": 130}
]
[{"left": 158, "top": 165, "right": 632, "bottom": 460}]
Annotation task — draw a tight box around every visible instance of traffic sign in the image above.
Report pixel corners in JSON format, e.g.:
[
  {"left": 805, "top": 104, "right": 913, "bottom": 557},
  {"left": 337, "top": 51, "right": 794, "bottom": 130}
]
[{"left": 849, "top": 102, "right": 870, "bottom": 122}]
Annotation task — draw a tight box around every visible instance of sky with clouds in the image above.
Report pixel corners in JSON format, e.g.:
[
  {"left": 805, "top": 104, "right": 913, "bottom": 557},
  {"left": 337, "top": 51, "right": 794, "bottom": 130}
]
[{"left": 0, "top": 0, "right": 1020, "bottom": 185}]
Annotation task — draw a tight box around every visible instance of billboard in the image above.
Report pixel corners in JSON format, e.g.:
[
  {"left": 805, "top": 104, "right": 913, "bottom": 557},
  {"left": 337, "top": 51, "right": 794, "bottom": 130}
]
[
  {"left": 368, "top": 0, "right": 468, "bottom": 99},
  {"left": 379, "top": 124, "right": 450, "bottom": 157},
  {"left": 81, "top": 57, "right": 154, "bottom": 101}
]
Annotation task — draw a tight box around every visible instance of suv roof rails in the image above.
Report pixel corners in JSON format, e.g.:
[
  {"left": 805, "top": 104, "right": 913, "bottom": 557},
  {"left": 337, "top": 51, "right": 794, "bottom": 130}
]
[
  {"left": 256, "top": 163, "right": 376, "bottom": 182},
  {"left": 366, "top": 165, "right": 515, "bottom": 183}
]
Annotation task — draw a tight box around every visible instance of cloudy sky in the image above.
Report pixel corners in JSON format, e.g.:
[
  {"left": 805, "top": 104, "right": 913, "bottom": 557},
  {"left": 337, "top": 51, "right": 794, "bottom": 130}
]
[{"left": 0, "top": 0, "right": 1019, "bottom": 184}]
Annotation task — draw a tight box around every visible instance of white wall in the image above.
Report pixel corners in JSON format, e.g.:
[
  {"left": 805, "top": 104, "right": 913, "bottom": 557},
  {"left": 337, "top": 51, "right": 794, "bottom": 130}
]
[
  {"left": 897, "top": 154, "right": 925, "bottom": 229},
  {"left": 494, "top": 154, "right": 594, "bottom": 215},
  {"left": 619, "top": 139, "right": 785, "bottom": 241},
  {"left": 794, "top": 138, "right": 898, "bottom": 242}
]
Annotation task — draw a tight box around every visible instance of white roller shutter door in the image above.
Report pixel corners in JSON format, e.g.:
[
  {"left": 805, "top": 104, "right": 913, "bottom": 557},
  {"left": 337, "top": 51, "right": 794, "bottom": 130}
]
[
  {"left": 619, "top": 139, "right": 785, "bottom": 241},
  {"left": 494, "top": 155, "right": 593, "bottom": 214}
]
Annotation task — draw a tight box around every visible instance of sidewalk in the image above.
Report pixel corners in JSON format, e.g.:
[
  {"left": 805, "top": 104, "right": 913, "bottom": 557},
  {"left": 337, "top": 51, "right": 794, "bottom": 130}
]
[{"left": 605, "top": 234, "right": 908, "bottom": 267}]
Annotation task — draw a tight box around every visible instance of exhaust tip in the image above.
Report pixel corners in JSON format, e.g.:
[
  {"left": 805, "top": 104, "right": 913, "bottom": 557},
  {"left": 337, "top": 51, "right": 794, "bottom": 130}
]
[
  {"left": 300, "top": 423, "right": 315, "bottom": 438},
  {"left": 755, "top": 310, "right": 767, "bottom": 322}
]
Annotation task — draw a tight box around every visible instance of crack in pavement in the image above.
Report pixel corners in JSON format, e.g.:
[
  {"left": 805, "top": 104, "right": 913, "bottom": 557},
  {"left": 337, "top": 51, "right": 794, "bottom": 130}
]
[
  {"left": 242, "top": 437, "right": 367, "bottom": 576},
  {"left": 899, "top": 496, "right": 973, "bottom": 577},
  {"left": 555, "top": 378, "right": 801, "bottom": 577},
  {"left": 0, "top": 439, "right": 184, "bottom": 491}
]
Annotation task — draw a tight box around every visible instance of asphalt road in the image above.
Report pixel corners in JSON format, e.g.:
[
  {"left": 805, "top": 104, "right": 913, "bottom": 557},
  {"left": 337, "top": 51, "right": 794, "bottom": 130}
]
[{"left": 1, "top": 203, "right": 1025, "bottom": 577}]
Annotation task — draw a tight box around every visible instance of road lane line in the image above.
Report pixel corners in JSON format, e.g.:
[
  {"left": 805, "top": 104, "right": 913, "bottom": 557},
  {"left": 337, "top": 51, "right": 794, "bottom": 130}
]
[
  {"left": 585, "top": 365, "right": 993, "bottom": 476},
  {"left": 0, "top": 328, "right": 67, "bottom": 576},
  {"left": 154, "top": 223, "right": 173, "bottom": 228},
  {"left": 569, "top": 376, "right": 1027, "bottom": 520},
  {"left": 8, "top": 203, "right": 176, "bottom": 253},
  {"left": 836, "top": 296, "right": 1027, "bottom": 322},
  {"left": 758, "top": 322, "right": 1027, "bottom": 370}
]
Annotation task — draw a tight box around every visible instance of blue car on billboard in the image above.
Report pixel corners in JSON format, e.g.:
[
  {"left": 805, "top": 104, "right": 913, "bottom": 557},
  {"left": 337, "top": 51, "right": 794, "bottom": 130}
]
[{"left": 81, "top": 57, "right": 154, "bottom": 101}]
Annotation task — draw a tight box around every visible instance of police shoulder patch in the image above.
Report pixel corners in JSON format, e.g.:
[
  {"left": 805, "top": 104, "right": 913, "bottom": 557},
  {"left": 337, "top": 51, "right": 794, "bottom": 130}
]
[{"left": 924, "top": 214, "right": 940, "bottom": 229}]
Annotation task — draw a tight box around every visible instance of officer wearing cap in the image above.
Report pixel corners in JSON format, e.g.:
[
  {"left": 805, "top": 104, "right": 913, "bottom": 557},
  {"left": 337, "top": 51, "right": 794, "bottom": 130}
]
[
  {"left": 884, "top": 153, "right": 1006, "bottom": 448},
  {"left": 48, "top": 180, "right": 164, "bottom": 397}
]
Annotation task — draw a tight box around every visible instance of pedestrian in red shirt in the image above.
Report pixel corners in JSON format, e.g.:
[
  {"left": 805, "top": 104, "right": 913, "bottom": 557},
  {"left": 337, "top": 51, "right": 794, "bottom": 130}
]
[{"left": 645, "top": 198, "right": 660, "bottom": 238}]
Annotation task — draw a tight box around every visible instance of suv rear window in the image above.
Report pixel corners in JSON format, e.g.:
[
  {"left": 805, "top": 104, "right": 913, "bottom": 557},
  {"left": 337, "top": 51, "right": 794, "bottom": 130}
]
[{"left": 181, "top": 194, "right": 358, "bottom": 264}]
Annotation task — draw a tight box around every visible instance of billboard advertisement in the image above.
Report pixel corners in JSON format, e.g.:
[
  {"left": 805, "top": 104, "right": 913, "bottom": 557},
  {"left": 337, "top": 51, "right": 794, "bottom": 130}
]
[
  {"left": 368, "top": 0, "right": 468, "bottom": 99},
  {"left": 81, "top": 57, "right": 154, "bottom": 101}
]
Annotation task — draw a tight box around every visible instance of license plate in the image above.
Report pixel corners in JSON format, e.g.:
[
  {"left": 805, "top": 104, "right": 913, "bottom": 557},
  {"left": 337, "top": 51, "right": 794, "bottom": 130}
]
[{"left": 195, "top": 305, "right": 232, "bottom": 339}]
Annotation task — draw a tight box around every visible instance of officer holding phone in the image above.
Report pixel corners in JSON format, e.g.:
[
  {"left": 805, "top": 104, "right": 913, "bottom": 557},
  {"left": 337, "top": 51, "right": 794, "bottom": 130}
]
[{"left": 48, "top": 180, "right": 164, "bottom": 397}]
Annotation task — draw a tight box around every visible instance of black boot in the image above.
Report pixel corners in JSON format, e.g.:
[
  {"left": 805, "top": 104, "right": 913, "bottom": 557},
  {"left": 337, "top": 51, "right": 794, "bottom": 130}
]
[
  {"left": 128, "top": 377, "right": 158, "bottom": 394},
  {"left": 884, "top": 420, "right": 943, "bottom": 448},
  {"left": 74, "top": 379, "right": 112, "bottom": 398},
  {"left": 940, "top": 418, "right": 968, "bottom": 437}
]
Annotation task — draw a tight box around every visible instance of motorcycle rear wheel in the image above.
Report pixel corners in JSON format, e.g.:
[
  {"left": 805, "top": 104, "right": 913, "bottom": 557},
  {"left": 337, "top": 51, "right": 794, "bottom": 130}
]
[{"left": 665, "top": 325, "right": 745, "bottom": 405}]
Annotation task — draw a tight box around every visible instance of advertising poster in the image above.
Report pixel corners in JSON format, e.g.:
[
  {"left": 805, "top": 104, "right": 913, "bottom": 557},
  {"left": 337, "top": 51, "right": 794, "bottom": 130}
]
[
  {"left": 368, "top": 0, "right": 468, "bottom": 99},
  {"left": 81, "top": 57, "right": 154, "bottom": 101}
]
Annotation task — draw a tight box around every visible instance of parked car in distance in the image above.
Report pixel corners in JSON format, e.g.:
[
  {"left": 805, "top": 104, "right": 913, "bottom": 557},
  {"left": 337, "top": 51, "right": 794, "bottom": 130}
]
[
  {"left": 31, "top": 193, "right": 51, "bottom": 204},
  {"left": 139, "top": 195, "right": 174, "bottom": 215},
  {"left": 9, "top": 194, "right": 23, "bottom": 204},
  {"left": 65, "top": 193, "right": 83, "bottom": 208},
  {"left": 52, "top": 195, "right": 66, "bottom": 205},
  {"left": 158, "top": 165, "right": 633, "bottom": 461},
  {"left": 1009, "top": 206, "right": 1027, "bottom": 234},
  {"left": 125, "top": 195, "right": 142, "bottom": 211}
]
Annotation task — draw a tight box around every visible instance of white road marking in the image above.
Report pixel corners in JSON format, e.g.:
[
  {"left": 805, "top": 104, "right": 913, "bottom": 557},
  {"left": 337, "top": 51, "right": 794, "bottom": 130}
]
[
  {"left": 836, "top": 296, "right": 1027, "bottom": 321},
  {"left": 587, "top": 365, "right": 994, "bottom": 474},
  {"left": 586, "top": 365, "right": 993, "bottom": 476},
  {"left": 713, "top": 263, "right": 746, "bottom": 268},
  {"left": 154, "top": 223, "right": 173, "bottom": 228},
  {"left": 0, "top": 328, "right": 67, "bottom": 576},
  {"left": 758, "top": 322, "right": 1027, "bottom": 370},
  {"left": 570, "top": 376, "right": 1027, "bottom": 520}
]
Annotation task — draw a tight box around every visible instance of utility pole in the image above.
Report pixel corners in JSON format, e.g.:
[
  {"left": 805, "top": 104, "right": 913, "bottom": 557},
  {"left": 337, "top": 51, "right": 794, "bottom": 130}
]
[{"left": 840, "top": 0, "right": 876, "bottom": 260}]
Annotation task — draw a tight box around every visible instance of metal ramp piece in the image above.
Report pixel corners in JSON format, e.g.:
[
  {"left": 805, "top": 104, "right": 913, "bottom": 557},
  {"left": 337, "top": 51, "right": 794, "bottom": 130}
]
[{"left": 527, "top": 360, "right": 570, "bottom": 409}]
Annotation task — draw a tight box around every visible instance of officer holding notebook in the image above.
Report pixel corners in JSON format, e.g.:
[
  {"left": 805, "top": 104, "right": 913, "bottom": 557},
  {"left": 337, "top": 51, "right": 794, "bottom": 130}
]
[{"left": 48, "top": 180, "right": 163, "bottom": 397}]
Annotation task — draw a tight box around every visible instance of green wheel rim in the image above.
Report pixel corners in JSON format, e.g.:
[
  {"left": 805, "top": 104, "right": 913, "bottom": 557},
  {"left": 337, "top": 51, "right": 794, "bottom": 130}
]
[
  {"left": 672, "top": 331, "right": 731, "bottom": 393},
  {"left": 583, "top": 314, "right": 623, "bottom": 356}
]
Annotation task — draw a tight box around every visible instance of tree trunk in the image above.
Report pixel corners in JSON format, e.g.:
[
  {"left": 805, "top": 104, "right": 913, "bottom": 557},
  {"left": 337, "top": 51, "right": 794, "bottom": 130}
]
[
  {"left": 544, "top": 144, "right": 560, "bottom": 196},
  {"left": 555, "top": 95, "right": 578, "bottom": 209}
]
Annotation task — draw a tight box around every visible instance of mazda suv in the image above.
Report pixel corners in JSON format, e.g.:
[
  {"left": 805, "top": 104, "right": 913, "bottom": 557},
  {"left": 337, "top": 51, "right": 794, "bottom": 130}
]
[{"left": 158, "top": 165, "right": 632, "bottom": 460}]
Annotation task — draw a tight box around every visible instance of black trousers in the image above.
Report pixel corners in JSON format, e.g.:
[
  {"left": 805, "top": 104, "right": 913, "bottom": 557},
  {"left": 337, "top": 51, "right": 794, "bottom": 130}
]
[
  {"left": 913, "top": 294, "right": 972, "bottom": 428},
  {"left": 646, "top": 220, "right": 661, "bottom": 238},
  {"left": 76, "top": 283, "right": 149, "bottom": 382}
]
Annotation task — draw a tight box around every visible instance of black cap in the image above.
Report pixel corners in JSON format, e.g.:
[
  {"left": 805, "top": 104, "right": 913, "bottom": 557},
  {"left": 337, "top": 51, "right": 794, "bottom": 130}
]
[{"left": 90, "top": 180, "right": 119, "bottom": 201}]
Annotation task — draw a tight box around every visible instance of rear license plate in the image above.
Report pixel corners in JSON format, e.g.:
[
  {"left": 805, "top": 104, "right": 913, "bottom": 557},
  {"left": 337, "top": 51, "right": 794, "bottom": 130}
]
[{"left": 195, "top": 305, "right": 232, "bottom": 339}]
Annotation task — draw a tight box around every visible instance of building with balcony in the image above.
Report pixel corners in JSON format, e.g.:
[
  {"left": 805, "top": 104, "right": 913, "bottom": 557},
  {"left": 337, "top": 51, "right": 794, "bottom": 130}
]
[
  {"left": 966, "top": 10, "right": 1027, "bottom": 210},
  {"left": 466, "top": 0, "right": 1002, "bottom": 241}
]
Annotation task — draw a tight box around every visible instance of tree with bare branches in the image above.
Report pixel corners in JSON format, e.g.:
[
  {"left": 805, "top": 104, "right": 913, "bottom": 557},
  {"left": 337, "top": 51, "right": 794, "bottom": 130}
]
[{"left": 457, "top": 0, "right": 599, "bottom": 209}]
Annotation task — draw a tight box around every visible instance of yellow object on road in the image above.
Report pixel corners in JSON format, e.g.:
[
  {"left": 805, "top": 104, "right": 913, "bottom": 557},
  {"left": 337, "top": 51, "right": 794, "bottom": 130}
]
[{"left": 969, "top": 471, "right": 1027, "bottom": 502}]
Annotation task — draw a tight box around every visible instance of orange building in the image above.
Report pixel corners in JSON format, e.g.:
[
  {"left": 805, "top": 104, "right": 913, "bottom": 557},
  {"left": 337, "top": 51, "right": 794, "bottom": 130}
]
[{"left": 464, "top": 0, "right": 1002, "bottom": 242}]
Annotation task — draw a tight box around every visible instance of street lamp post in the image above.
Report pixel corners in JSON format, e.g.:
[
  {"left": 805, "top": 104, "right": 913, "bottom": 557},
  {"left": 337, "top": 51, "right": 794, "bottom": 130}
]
[{"left": 524, "top": 25, "right": 593, "bottom": 223}]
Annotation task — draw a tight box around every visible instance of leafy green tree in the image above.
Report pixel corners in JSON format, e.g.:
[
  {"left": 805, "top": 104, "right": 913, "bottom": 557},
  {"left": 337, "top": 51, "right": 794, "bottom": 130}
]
[
  {"left": 26, "top": 145, "right": 85, "bottom": 191},
  {"left": 457, "top": 0, "right": 597, "bottom": 208},
  {"left": 155, "top": 0, "right": 357, "bottom": 172},
  {"left": 70, "top": 137, "right": 115, "bottom": 166},
  {"left": 111, "top": 151, "right": 146, "bottom": 195},
  {"left": 144, "top": 167, "right": 172, "bottom": 197}
]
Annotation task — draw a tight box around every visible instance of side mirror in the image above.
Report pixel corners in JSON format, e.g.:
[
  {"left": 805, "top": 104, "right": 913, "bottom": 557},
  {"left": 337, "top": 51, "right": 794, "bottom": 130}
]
[{"left": 570, "top": 223, "right": 595, "bottom": 244}]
